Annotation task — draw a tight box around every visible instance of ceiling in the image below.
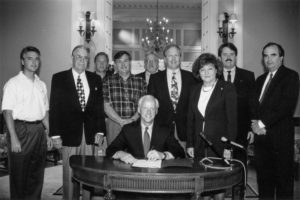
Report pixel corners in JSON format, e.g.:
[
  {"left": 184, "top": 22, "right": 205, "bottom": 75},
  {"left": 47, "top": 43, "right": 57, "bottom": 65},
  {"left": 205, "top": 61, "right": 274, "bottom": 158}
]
[{"left": 113, "top": 0, "right": 202, "bottom": 23}]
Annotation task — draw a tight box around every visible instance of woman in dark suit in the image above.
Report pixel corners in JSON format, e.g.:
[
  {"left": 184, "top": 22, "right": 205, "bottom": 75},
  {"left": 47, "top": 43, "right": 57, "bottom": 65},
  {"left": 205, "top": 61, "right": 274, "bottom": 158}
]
[{"left": 186, "top": 53, "right": 237, "bottom": 200}]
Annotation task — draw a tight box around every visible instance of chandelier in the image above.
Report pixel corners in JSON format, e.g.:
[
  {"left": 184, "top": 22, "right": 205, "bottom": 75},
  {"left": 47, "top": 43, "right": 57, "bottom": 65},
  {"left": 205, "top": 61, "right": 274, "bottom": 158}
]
[{"left": 141, "top": 0, "right": 173, "bottom": 53}]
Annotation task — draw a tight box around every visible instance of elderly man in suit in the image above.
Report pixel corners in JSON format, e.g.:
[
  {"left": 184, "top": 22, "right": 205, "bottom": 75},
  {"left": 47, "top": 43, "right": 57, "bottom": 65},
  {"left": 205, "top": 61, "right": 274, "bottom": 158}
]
[
  {"left": 147, "top": 44, "right": 196, "bottom": 153},
  {"left": 251, "top": 42, "right": 299, "bottom": 200},
  {"left": 136, "top": 51, "right": 160, "bottom": 85},
  {"left": 106, "top": 95, "right": 185, "bottom": 163},
  {"left": 49, "top": 45, "right": 106, "bottom": 200}
]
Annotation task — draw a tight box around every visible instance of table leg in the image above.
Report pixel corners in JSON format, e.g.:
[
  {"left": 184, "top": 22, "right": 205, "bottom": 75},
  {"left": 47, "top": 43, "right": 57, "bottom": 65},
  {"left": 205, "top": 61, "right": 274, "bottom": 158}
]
[
  {"left": 72, "top": 179, "right": 80, "bottom": 200},
  {"left": 191, "top": 192, "right": 202, "bottom": 200},
  {"left": 104, "top": 189, "right": 116, "bottom": 200}
]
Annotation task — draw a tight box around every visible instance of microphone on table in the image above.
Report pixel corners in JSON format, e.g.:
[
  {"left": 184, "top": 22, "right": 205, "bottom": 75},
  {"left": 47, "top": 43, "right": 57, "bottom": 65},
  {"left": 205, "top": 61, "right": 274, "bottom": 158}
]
[
  {"left": 199, "top": 132, "right": 230, "bottom": 166},
  {"left": 221, "top": 137, "right": 245, "bottom": 150}
]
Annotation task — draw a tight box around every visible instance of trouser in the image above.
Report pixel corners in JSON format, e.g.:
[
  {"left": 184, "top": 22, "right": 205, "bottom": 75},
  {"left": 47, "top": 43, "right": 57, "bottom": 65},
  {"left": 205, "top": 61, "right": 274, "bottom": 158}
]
[
  {"left": 7, "top": 121, "right": 47, "bottom": 200},
  {"left": 106, "top": 118, "right": 122, "bottom": 146},
  {"left": 62, "top": 130, "right": 93, "bottom": 200},
  {"left": 172, "top": 122, "right": 187, "bottom": 155},
  {"left": 255, "top": 141, "right": 294, "bottom": 200}
]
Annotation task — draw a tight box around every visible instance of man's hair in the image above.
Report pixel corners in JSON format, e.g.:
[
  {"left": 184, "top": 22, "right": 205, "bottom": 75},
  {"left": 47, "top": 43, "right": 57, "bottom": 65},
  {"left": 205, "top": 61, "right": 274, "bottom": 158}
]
[
  {"left": 138, "top": 95, "right": 159, "bottom": 110},
  {"left": 262, "top": 42, "right": 285, "bottom": 57},
  {"left": 94, "top": 52, "right": 109, "bottom": 63},
  {"left": 20, "top": 46, "right": 41, "bottom": 70},
  {"left": 218, "top": 43, "right": 238, "bottom": 57},
  {"left": 71, "top": 45, "right": 90, "bottom": 56},
  {"left": 163, "top": 44, "right": 182, "bottom": 57},
  {"left": 113, "top": 51, "right": 132, "bottom": 62}
]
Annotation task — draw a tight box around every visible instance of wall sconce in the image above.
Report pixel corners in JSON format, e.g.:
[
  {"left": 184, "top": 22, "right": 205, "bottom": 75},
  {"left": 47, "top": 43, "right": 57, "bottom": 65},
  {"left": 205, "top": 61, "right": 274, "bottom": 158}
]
[
  {"left": 217, "top": 12, "right": 238, "bottom": 43},
  {"left": 78, "top": 11, "right": 96, "bottom": 43}
]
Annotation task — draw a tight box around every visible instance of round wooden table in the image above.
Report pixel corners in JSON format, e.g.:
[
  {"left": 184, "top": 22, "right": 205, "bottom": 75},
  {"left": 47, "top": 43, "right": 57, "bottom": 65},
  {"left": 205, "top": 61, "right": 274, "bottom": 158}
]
[{"left": 70, "top": 155, "right": 244, "bottom": 200}]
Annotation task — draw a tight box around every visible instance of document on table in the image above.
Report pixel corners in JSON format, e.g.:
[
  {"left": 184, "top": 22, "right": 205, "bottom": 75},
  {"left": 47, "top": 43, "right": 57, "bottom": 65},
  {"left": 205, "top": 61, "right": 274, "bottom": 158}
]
[{"left": 132, "top": 159, "right": 162, "bottom": 168}]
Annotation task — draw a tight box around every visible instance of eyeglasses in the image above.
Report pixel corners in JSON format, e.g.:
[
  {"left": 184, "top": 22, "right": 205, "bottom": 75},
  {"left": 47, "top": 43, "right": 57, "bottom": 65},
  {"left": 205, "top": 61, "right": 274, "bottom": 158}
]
[
  {"left": 74, "top": 55, "right": 89, "bottom": 62},
  {"left": 115, "top": 59, "right": 130, "bottom": 65}
]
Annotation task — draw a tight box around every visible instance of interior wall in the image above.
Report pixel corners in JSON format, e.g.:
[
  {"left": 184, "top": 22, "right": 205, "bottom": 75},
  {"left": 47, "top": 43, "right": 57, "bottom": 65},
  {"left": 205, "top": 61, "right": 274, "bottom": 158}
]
[
  {"left": 0, "top": 0, "right": 72, "bottom": 99},
  {"left": 243, "top": 0, "right": 300, "bottom": 115}
]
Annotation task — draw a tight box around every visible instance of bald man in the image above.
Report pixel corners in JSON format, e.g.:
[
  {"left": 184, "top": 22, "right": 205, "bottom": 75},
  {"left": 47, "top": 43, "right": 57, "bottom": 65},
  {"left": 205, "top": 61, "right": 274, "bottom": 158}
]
[{"left": 106, "top": 95, "right": 185, "bottom": 164}]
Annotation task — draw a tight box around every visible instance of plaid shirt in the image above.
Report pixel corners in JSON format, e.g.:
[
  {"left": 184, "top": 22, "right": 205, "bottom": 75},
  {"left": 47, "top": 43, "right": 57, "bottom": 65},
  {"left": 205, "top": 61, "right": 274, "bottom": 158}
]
[{"left": 103, "top": 73, "right": 147, "bottom": 118}]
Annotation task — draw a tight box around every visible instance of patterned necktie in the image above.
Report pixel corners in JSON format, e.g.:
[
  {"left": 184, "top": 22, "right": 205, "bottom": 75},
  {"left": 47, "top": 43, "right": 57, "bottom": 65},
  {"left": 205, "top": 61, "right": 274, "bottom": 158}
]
[
  {"left": 171, "top": 72, "right": 179, "bottom": 110},
  {"left": 227, "top": 71, "right": 231, "bottom": 82},
  {"left": 77, "top": 75, "right": 85, "bottom": 111},
  {"left": 143, "top": 127, "right": 150, "bottom": 157},
  {"left": 259, "top": 73, "right": 273, "bottom": 104}
]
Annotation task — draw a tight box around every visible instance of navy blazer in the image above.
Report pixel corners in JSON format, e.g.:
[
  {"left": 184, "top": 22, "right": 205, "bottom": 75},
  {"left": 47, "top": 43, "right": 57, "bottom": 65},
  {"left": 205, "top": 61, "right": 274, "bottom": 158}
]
[
  {"left": 147, "top": 69, "right": 197, "bottom": 141},
  {"left": 220, "top": 67, "right": 255, "bottom": 146},
  {"left": 49, "top": 69, "right": 106, "bottom": 146},
  {"left": 106, "top": 121, "right": 185, "bottom": 159},
  {"left": 186, "top": 80, "right": 237, "bottom": 159}
]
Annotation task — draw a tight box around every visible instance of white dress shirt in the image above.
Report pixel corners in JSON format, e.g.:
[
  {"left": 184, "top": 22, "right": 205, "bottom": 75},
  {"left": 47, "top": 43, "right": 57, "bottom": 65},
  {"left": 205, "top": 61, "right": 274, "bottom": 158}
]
[
  {"left": 72, "top": 69, "right": 90, "bottom": 104},
  {"left": 167, "top": 68, "right": 182, "bottom": 98},
  {"left": 2, "top": 71, "right": 49, "bottom": 121},
  {"left": 258, "top": 69, "right": 278, "bottom": 128},
  {"left": 223, "top": 66, "right": 236, "bottom": 83}
]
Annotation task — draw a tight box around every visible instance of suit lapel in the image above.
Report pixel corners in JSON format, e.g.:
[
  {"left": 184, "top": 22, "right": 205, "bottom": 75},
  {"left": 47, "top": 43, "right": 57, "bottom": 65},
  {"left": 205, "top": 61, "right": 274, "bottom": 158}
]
[
  {"left": 194, "top": 84, "right": 205, "bottom": 119},
  {"left": 260, "top": 66, "right": 285, "bottom": 105},
  {"left": 85, "top": 72, "right": 92, "bottom": 107},
  {"left": 205, "top": 80, "right": 221, "bottom": 117},
  {"left": 162, "top": 71, "right": 175, "bottom": 111}
]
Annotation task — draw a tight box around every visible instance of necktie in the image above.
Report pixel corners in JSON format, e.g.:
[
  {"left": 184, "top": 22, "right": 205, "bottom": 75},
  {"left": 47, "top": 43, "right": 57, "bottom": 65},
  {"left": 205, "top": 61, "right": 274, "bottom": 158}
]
[
  {"left": 143, "top": 127, "right": 150, "bottom": 157},
  {"left": 77, "top": 75, "right": 85, "bottom": 111},
  {"left": 227, "top": 71, "right": 231, "bottom": 82},
  {"left": 170, "top": 72, "right": 179, "bottom": 110},
  {"left": 259, "top": 73, "right": 273, "bottom": 104}
]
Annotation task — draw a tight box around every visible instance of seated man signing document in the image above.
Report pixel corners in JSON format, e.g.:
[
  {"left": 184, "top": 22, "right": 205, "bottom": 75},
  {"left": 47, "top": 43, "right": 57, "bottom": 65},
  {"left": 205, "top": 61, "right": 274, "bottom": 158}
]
[{"left": 106, "top": 95, "right": 185, "bottom": 164}]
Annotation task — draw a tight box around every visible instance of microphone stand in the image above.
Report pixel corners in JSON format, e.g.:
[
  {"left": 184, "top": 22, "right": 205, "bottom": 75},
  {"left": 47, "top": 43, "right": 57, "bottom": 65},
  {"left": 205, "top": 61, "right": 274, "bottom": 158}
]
[{"left": 199, "top": 132, "right": 230, "bottom": 166}]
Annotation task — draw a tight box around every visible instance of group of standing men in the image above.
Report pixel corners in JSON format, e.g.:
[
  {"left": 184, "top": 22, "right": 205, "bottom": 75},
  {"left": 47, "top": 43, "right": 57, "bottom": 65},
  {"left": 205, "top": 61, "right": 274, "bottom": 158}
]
[{"left": 1, "top": 41, "right": 299, "bottom": 200}]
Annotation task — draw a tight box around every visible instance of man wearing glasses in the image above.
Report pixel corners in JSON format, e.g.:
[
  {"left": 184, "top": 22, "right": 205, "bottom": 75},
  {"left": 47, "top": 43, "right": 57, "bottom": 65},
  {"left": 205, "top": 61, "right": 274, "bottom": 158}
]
[
  {"left": 49, "top": 45, "right": 106, "bottom": 200},
  {"left": 103, "top": 51, "right": 147, "bottom": 145}
]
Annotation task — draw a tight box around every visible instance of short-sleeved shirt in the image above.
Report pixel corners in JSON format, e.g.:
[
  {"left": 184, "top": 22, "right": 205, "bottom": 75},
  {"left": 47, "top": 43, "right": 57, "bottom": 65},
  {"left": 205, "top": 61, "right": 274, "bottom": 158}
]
[
  {"left": 1, "top": 71, "right": 49, "bottom": 121},
  {"left": 103, "top": 73, "right": 147, "bottom": 119}
]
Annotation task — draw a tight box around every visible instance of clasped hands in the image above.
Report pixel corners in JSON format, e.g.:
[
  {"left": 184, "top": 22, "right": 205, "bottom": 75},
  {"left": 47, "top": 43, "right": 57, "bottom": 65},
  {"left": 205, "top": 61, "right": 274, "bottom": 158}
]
[
  {"left": 251, "top": 120, "right": 266, "bottom": 135},
  {"left": 113, "top": 150, "right": 165, "bottom": 164}
]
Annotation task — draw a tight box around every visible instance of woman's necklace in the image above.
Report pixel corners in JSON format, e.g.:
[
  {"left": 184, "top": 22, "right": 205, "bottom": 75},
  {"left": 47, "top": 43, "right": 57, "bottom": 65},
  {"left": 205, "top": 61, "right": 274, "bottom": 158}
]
[{"left": 202, "top": 80, "right": 217, "bottom": 92}]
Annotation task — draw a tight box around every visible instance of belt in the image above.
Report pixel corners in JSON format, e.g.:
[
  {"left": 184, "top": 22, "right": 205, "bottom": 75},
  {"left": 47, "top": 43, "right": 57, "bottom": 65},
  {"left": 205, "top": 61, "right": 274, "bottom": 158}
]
[{"left": 15, "top": 120, "right": 42, "bottom": 124}]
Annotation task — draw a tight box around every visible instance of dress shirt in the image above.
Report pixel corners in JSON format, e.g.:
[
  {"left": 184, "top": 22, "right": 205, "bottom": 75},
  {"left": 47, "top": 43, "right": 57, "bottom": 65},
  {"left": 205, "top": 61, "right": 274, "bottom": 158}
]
[
  {"left": 258, "top": 69, "right": 278, "bottom": 128},
  {"left": 223, "top": 66, "right": 236, "bottom": 83},
  {"left": 167, "top": 68, "right": 182, "bottom": 98},
  {"left": 145, "top": 71, "right": 151, "bottom": 85},
  {"left": 72, "top": 69, "right": 90, "bottom": 103},
  {"left": 2, "top": 71, "right": 48, "bottom": 121},
  {"left": 103, "top": 73, "right": 147, "bottom": 118}
]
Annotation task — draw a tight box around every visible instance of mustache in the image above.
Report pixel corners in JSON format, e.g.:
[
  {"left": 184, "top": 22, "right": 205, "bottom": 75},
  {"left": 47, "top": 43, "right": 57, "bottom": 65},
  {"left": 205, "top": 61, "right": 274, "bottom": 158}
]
[{"left": 225, "top": 59, "right": 232, "bottom": 61}]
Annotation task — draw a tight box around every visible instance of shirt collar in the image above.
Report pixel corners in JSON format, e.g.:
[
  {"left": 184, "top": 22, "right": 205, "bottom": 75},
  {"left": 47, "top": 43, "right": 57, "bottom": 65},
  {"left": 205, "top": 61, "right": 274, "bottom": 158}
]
[
  {"left": 72, "top": 68, "right": 86, "bottom": 80},
  {"left": 19, "top": 71, "right": 40, "bottom": 82},
  {"left": 223, "top": 66, "right": 236, "bottom": 73},
  {"left": 167, "top": 68, "right": 180, "bottom": 75}
]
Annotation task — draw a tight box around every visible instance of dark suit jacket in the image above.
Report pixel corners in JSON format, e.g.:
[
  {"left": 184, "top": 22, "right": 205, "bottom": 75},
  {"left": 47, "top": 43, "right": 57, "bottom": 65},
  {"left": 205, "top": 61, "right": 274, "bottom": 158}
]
[
  {"left": 135, "top": 72, "right": 146, "bottom": 79},
  {"left": 186, "top": 80, "right": 237, "bottom": 159},
  {"left": 147, "top": 69, "right": 197, "bottom": 141},
  {"left": 106, "top": 121, "right": 185, "bottom": 159},
  {"left": 254, "top": 65, "right": 299, "bottom": 154},
  {"left": 220, "top": 67, "right": 255, "bottom": 146},
  {"left": 49, "top": 69, "right": 106, "bottom": 146}
]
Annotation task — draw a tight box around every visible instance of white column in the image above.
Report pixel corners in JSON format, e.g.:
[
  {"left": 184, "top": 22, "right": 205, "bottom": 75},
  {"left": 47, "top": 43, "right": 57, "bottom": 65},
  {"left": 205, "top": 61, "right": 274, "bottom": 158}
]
[
  {"left": 234, "top": 0, "right": 243, "bottom": 68},
  {"left": 201, "top": 0, "right": 219, "bottom": 55}
]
